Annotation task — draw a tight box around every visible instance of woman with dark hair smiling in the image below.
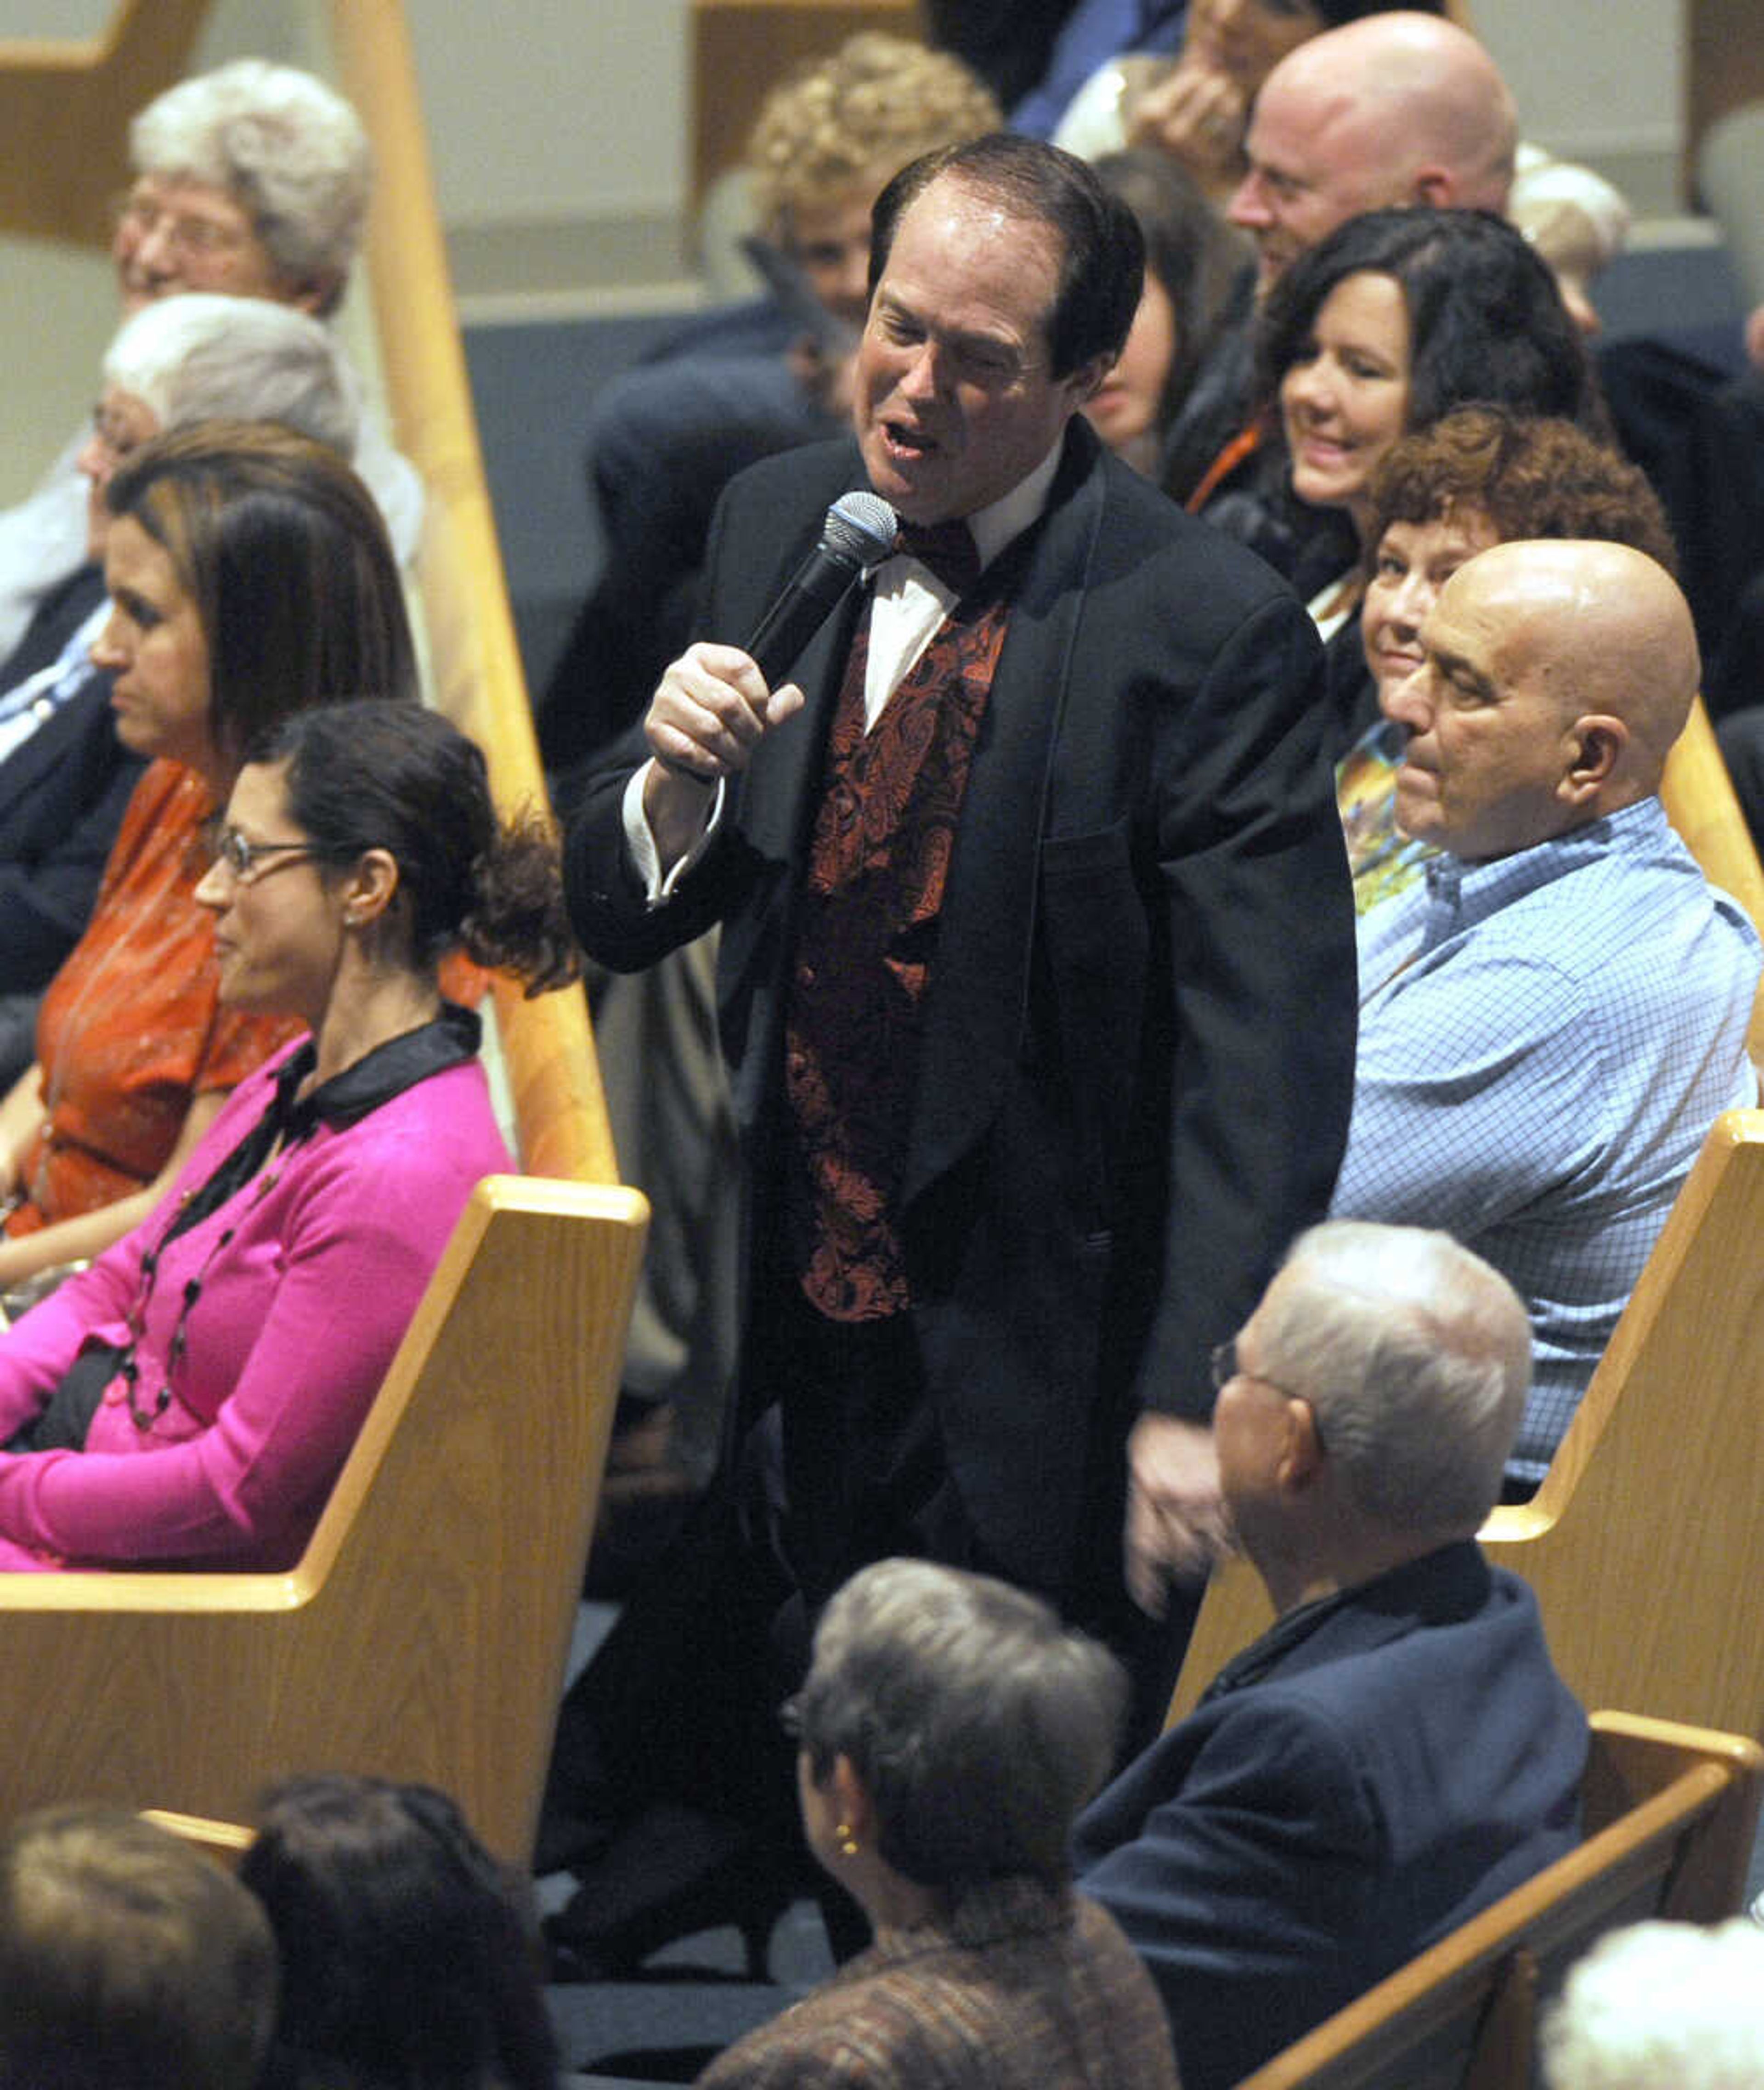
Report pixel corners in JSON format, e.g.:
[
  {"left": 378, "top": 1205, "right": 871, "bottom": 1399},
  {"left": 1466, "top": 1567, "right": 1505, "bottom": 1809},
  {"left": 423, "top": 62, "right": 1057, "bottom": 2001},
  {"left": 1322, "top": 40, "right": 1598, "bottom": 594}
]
[
  {"left": 0, "top": 699, "right": 573, "bottom": 1571},
  {"left": 1223, "top": 205, "right": 1600, "bottom": 680}
]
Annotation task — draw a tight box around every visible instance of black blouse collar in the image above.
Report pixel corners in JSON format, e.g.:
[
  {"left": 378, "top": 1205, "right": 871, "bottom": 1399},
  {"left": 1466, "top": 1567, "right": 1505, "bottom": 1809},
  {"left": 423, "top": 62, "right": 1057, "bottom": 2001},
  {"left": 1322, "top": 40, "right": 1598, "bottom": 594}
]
[{"left": 271, "top": 1000, "right": 482, "bottom": 1140}]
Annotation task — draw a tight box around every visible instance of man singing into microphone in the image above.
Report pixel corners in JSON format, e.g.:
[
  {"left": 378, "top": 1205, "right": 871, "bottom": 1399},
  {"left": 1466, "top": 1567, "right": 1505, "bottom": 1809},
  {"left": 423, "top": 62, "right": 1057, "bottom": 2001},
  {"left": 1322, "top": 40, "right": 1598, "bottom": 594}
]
[{"left": 565, "top": 134, "right": 1354, "bottom": 1701}]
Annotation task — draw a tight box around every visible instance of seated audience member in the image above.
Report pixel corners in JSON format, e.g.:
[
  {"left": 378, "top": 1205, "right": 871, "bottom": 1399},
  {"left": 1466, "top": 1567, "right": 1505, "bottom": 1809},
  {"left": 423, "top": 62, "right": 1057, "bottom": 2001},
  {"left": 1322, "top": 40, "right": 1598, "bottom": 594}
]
[
  {"left": 1338, "top": 406, "right": 1676, "bottom": 918},
  {"left": 1597, "top": 325, "right": 1764, "bottom": 702},
  {"left": 1227, "top": 205, "right": 1597, "bottom": 629},
  {"left": 0, "top": 425, "right": 417, "bottom": 1302},
  {"left": 1055, "top": 0, "right": 1449, "bottom": 206},
  {"left": 1542, "top": 1919, "right": 1764, "bottom": 2090},
  {"left": 1331, "top": 541, "right": 1761, "bottom": 1484},
  {"left": 0, "top": 291, "right": 361, "bottom": 1094},
  {"left": 0, "top": 698, "right": 573, "bottom": 1570},
  {"left": 1082, "top": 149, "right": 1254, "bottom": 482},
  {"left": 698, "top": 1558, "right": 1179, "bottom": 2088},
  {"left": 240, "top": 1774, "right": 559, "bottom": 2090},
  {"left": 1163, "top": 9, "right": 1516, "bottom": 506},
  {"left": 0, "top": 57, "right": 418, "bottom": 665},
  {"left": 0, "top": 1804, "right": 277, "bottom": 2090},
  {"left": 950, "top": 0, "right": 1187, "bottom": 139},
  {"left": 537, "top": 33, "right": 999, "bottom": 777},
  {"left": 1074, "top": 1220, "right": 1587, "bottom": 2090}
]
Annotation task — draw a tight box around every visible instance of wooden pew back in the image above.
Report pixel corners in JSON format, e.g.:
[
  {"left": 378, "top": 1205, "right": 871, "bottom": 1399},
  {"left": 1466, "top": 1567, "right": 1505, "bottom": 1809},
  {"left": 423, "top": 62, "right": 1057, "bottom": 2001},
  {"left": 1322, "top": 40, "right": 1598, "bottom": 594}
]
[{"left": 0, "top": 1178, "right": 647, "bottom": 1864}]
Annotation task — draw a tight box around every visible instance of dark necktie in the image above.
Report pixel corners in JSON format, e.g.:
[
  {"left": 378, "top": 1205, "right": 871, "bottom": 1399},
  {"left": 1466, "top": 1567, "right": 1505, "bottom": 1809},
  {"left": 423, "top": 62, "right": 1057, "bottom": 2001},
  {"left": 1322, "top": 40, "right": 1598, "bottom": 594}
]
[{"left": 895, "top": 518, "right": 982, "bottom": 599}]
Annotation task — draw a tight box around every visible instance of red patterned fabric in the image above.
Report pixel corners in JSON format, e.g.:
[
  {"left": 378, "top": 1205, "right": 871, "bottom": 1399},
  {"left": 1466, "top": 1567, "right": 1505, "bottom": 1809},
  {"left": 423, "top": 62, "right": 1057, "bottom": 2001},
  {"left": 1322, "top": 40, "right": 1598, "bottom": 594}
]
[{"left": 785, "top": 596, "right": 1009, "bottom": 1320}]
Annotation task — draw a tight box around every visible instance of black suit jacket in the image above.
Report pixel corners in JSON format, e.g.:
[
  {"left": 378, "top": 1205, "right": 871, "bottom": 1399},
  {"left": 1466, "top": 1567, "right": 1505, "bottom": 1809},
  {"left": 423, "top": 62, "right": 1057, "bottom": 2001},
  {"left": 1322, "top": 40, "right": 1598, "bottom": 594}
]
[
  {"left": 0, "top": 570, "right": 144, "bottom": 997},
  {"left": 566, "top": 421, "right": 1356, "bottom": 1600},
  {"left": 1074, "top": 1543, "right": 1589, "bottom": 2090}
]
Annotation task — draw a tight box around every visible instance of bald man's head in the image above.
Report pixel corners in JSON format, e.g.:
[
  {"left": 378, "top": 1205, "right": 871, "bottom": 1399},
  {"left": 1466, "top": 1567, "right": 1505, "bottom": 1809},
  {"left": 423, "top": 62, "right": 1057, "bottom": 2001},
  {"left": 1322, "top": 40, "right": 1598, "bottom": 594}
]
[
  {"left": 1231, "top": 13, "right": 1518, "bottom": 291},
  {"left": 1384, "top": 539, "right": 1697, "bottom": 862}
]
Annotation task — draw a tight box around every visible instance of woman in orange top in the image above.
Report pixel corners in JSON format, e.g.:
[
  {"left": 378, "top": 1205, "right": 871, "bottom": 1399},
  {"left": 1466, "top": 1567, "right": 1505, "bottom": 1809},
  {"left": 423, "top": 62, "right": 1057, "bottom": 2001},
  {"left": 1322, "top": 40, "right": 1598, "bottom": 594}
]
[{"left": 0, "top": 422, "right": 416, "bottom": 1294}]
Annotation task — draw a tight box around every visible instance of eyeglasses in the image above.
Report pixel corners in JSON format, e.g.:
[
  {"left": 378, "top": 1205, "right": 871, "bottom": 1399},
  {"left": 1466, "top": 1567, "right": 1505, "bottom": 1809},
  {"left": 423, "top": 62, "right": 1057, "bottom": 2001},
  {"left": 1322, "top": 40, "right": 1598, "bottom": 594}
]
[
  {"left": 206, "top": 826, "right": 334, "bottom": 885},
  {"left": 110, "top": 188, "right": 254, "bottom": 262},
  {"left": 87, "top": 402, "right": 145, "bottom": 461},
  {"left": 1211, "top": 1337, "right": 1320, "bottom": 1444},
  {"left": 1211, "top": 1337, "right": 1302, "bottom": 1402}
]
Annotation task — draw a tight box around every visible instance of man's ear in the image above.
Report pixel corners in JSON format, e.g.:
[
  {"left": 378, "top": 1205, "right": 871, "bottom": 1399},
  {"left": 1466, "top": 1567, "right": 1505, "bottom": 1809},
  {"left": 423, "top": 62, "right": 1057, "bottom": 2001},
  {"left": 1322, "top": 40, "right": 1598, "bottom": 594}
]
[
  {"left": 1278, "top": 1398, "right": 1326, "bottom": 1494},
  {"left": 1412, "top": 166, "right": 1454, "bottom": 209},
  {"left": 1559, "top": 714, "right": 1628, "bottom": 805},
  {"left": 1067, "top": 351, "right": 1115, "bottom": 408}
]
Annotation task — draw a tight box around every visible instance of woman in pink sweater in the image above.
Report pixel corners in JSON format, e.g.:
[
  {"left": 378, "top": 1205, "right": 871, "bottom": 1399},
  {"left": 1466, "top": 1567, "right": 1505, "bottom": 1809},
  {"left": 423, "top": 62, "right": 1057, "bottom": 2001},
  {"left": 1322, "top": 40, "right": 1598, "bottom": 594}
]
[{"left": 0, "top": 700, "right": 575, "bottom": 1569}]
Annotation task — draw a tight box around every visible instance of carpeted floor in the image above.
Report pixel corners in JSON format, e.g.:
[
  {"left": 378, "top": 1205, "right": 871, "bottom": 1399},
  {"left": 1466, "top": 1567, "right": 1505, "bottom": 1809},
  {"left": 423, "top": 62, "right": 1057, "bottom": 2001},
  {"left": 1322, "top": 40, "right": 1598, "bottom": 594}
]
[{"left": 538, "top": 1601, "right": 832, "bottom": 2087}]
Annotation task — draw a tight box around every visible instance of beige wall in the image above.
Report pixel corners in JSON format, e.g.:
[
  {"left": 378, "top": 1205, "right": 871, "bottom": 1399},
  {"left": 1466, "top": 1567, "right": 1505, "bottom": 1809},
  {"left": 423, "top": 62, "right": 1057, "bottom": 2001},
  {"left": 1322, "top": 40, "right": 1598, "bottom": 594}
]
[
  {"left": 393, "top": 0, "right": 1692, "bottom": 303},
  {"left": 0, "top": 0, "right": 1704, "bottom": 498}
]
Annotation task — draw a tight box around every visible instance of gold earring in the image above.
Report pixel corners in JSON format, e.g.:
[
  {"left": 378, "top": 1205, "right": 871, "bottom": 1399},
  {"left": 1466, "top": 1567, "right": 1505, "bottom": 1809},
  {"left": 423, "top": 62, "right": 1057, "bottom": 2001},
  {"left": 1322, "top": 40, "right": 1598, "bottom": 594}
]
[{"left": 835, "top": 1822, "right": 859, "bottom": 1858}]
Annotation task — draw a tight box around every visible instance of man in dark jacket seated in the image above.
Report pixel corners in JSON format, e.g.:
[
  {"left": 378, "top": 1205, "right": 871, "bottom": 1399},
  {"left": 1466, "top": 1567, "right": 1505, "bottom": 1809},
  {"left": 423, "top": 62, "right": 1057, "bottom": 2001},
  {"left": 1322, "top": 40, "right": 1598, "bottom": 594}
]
[{"left": 1075, "top": 1220, "right": 1587, "bottom": 2090}]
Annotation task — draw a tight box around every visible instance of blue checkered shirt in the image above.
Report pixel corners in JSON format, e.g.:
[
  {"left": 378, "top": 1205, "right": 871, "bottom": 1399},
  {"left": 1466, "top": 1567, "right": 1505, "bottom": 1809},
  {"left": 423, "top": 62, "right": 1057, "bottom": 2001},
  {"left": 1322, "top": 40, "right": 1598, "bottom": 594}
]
[{"left": 1332, "top": 797, "right": 1761, "bottom": 1480}]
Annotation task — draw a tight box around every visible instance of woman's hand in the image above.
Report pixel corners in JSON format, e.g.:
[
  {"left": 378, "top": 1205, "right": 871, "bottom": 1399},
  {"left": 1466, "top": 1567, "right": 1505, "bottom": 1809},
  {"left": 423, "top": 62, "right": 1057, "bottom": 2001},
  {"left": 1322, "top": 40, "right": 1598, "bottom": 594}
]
[
  {"left": 0, "top": 1088, "right": 227, "bottom": 1293},
  {"left": 0, "top": 1065, "right": 46, "bottom": 1205}
]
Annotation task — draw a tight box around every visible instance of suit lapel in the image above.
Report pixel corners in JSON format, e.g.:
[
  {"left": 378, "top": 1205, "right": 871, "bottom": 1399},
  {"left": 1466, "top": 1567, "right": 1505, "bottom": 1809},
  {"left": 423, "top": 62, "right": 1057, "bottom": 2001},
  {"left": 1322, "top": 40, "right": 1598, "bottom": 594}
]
[
  {"left": 902, "top": 426, "right": 1106, "bottom": 1210},
  {"left": 715, "top": 450, "right": 872, "bottom": 1120},
  {"left": 0, "top": 677, "right": 112, "bottom": 833}
]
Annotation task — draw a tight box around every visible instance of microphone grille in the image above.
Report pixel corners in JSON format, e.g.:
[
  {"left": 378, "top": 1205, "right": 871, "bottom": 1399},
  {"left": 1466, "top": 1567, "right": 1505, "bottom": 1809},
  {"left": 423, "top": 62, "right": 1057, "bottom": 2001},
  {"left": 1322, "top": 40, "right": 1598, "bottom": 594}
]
[{"left": 824, "top": 490, "right": 899, "bottom": 568}]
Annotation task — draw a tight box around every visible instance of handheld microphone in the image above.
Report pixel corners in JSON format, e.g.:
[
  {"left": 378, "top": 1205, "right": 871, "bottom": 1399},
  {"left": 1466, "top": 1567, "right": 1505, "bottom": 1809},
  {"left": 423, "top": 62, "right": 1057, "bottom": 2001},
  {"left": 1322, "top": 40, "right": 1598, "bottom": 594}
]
[{"left": 742, "top": 490, "right": 899, "bottom": 688}]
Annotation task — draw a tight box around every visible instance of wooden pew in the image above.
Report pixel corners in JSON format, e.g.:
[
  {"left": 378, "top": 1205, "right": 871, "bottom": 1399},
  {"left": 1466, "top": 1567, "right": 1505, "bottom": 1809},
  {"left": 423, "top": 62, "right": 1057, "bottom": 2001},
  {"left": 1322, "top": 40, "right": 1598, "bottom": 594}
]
[
  {"left": 0, "top": 14, "right": 648, "bottom": 1870},
  {"left": 1169, "top": 1108, "right": 1764, "bottom": 1739},
  {"left": 327, "top": 0, "right": 619, "bottom": 1184},
  {"left": 0, "top": 1177, "right": 647, "bottom": 1866},
  {"left": 141, "top": 1808, "right": 254, "bottom": 1863},
  {"left": 1235, "top": 1710, "right": 1764, "bottom": 2090},
  {"left": 1660, "top": 696, "right": 1764, "bottom": 1060}
]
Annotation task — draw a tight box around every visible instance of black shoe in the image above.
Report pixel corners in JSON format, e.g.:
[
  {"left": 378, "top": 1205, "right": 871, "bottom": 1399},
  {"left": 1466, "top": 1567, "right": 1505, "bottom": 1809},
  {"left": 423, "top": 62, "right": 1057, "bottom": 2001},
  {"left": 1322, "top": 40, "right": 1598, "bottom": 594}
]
[{"left": 544, "top": 1803, "right": 796, "bottom": 1982}]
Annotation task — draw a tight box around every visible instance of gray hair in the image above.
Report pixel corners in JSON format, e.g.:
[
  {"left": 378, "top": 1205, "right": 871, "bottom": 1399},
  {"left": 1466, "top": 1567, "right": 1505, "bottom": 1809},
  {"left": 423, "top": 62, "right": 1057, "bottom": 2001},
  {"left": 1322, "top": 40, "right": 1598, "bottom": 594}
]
[
  {"left": 1259, "top": 1221, "right": 1531, "bottom": 1533},
  {"left": 130, "top": 60, "right": 371, "bottom": 307},
  {"left": 1543, "top": 1920, "right": 1764, "bottom": 2090},
  {"left": 103, "top": 293, "right": 359, "bottom": 458},
  {"left": 794, "top": 1558, "right": 1126, "bottom": 1892}
]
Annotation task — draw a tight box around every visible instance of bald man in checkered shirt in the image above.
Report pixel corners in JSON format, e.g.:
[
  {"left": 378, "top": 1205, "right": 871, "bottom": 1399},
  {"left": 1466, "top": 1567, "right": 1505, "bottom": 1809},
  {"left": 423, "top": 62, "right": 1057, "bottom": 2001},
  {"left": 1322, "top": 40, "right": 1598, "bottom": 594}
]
[{"left": 1331, "top": 538, "right": 1760, "bottom": 1489}]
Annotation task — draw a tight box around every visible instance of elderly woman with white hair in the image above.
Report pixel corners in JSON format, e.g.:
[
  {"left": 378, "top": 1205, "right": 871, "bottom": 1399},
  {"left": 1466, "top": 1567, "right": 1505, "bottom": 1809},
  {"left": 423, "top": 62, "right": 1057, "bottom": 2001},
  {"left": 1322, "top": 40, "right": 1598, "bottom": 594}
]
[
  {"left": 694, "top": 1559, "right": 1180, "bottom": 2089},
  {"left": 0, "top": 293, "right": 359, "bottom": 1100},
  {"left": 0, "top": 57, "right": 418, "bottom": 662}
]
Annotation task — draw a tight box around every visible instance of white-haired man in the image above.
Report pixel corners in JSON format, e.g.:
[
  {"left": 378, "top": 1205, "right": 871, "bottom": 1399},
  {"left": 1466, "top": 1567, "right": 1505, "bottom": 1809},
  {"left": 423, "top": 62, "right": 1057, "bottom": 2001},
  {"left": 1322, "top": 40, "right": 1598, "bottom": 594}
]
[{"left": 1075, "top": 1221, "right": 1588, "bottom": 2090}]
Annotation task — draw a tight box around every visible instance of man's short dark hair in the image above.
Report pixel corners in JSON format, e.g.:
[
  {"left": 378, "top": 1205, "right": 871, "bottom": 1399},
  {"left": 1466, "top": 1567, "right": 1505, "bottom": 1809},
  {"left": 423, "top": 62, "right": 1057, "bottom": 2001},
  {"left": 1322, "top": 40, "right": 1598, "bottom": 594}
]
[{"left": 868, "top": 132, "right": 1145, "bottom": 379}]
